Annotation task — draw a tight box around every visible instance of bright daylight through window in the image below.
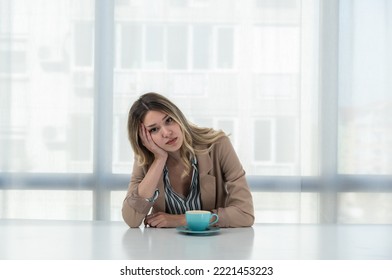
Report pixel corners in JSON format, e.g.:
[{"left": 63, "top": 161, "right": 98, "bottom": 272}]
[{"left": 1, "top": 0, "right": 391, "bottom": 224}]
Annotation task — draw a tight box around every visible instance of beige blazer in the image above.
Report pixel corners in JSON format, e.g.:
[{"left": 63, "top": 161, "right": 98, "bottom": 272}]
[{"left": 122, "top": 136, "right": 254, "bottom": 228}]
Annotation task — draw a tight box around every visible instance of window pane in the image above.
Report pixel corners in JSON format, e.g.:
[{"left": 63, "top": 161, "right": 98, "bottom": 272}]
[
  {"left": 254, "top": 120, "right": 272, "bottom": 161},
  {"left": 111, "top": 190, "right": 127, "bottom": 221},
  {"left": 121, "top": 23, "right": 142, "bottom": 69},
  {"left": 338, "top": 193, "right": 392, "bottom": 224},
  {"left": 193, "top": 25, "right": 211, "bottom": 69},
  {"left": 145, "top": 25, "right": 164, "bottom": 67},
  {"left": 217, "top": 119, "right": 234, "bottom": 136},
  {"left": 69, "top": 114, "right": 92, "bottom": 162},
  {"left": 0, "top": 50, "right": 27, "bottom": 73},
  {"left": 0, "top": 0, "right": 95, "bottom": 173},
  {"left": 74, "top": 21, "right": 94, "bottom": 67},
  {"left": 216, "top": 27, "right": 233, "bottom": 68},
  {"left": 252, "top": 192, "right": 318, "bottom": 223},
  {"left": 169, "top": 73, "right": 207, "bottom": 97},
  {"left": 338, "top": 0, "right": 392, "bottom": 174},
  {"left": 255, "top": 74, "right": 298, "bottom": 99},
  {"left": 167, "top": 25, "right": 188, "bottom": 69},
  {"left": 112, "top": 0, "right": 319, "bottom": 177},
  {"left": 256, "top": 0, "right": 298, "bottom": 9},
  {"left": 253, "top": 26, "right": 299, "bottom": 73},
  {"left": 0, "top": 190, "right": 93, "bottom": 220},
  {"left": 276, "top": 117, "right": 296, "bottom": 163}
]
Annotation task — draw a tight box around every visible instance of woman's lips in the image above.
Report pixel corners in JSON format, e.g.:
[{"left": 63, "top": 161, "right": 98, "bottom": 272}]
[{"left": 166, "top": 138, "right": 177, "bottom": 145}]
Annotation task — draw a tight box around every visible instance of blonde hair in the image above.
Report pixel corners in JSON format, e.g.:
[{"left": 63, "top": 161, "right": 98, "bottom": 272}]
[{"left": 127, "top": 92, "right": 226, "bottom": 176}]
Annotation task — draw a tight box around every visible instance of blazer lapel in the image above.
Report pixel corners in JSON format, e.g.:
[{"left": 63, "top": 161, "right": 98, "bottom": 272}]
[
  {"left": 197, "top": 151, "right": 216, "bottom": 210},
  {"left": 153, "top": 151, "right": 217, "bottom": 212}
]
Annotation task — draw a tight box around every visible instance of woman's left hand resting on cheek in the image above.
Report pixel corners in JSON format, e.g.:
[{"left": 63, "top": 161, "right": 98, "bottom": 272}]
[{"left": 144, "top": 212, "right": 186, "bottom": 228}]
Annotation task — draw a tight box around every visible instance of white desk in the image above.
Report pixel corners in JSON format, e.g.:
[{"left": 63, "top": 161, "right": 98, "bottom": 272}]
[{"left": 1, "top": 220, "right": 391, "bottom": 260}]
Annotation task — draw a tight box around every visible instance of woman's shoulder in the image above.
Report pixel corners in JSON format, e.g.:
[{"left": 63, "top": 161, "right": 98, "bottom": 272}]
[
  {"left": 213, "top": 135, "right": 231, "bottom": 145},
  {"left": 193, "top": 133, "right": 232, "bottom": 156},
  {"left": 209, "top": 135, "right": 234, "bottom": 154}
]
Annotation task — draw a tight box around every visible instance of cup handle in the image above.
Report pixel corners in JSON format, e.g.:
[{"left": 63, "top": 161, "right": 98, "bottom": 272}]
[{"left": 209, "top": 213, "right": 219, "bottom": 226}]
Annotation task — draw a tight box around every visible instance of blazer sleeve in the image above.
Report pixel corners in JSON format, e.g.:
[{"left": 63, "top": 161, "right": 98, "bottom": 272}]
[
  {"left": 122, "top": 161, "right": 155, "bottom": 228},
  {"left": 212, "top": 136, "right": 255, "bottom": 227}
]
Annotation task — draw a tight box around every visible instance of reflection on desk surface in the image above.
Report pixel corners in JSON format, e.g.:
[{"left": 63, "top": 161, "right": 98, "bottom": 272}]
[
  {"left": 122, "top": 226, "right": 255, "bottom": 260},
  {"left": 0, "top": 220, "right": 392, "bottom": 260}
]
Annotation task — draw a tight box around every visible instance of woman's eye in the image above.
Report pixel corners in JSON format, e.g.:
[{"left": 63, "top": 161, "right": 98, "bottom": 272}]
[
  {"left": 149, "top": 127, "right": 158, "bottom": 133},
  {"left": 166, "top": 117, "right": 173, "bottom": 124}
]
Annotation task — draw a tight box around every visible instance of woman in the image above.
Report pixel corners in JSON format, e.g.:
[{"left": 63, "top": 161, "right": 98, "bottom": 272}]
[{"left": 122, "top": 92, "right": 254, "bottom": 228}]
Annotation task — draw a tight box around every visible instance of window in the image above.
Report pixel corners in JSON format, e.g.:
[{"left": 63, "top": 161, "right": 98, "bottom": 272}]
[
  {"left": 120, "top": 23, "right": 142, "bottom": 69},
  {"left": 0, "top": 40, "right": 27, "bottom": 74},
  {"left": 253, "top": 118, "right": 296, "bottom": 165},
  {"left": 116, "top": 23, "right": 233, "bottom": 70},
  {"left": 192, "top": 25, "right": 211, "bottom": 69},
  {"left": 216, "top": 27, "right": 234, "bottom": 69},
  {"left": 73, "top": 21, "right": 94, "bottom": 68},
  {"left": 145, "top": 25, "right": 164, "bottom": 68},
  {"left": 167, "top": 25, "right": 188, "bottom": 69},
  {"left": 1, "top": 0, "right": 391, "bottom": 224}
]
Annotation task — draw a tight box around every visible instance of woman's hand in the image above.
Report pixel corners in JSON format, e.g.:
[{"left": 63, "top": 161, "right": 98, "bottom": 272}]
[
  {"left": 139, "top": 124, "right": 168, "bottom": 160},
  {"left": 144, "top": 212, "right": 186, "bottom": 228}
]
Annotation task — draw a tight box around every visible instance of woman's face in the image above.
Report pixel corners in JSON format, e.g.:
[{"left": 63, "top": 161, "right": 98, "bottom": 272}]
[{"left": 142, "top": 110, "right": 183, "bottom": 153}]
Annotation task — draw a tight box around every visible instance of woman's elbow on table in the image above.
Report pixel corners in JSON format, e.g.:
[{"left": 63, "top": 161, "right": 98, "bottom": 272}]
[
  {"left": 244, "top": 213, "right": 255, "bottom": 227},
  {"left": 215, "top": 208, "right": 255, "bottom": 228},
  {"left": 234, "top": 212, "right": 255, "bottom": 227},
  {"left": 122, "top": 203, "right": 144, "bottom": 228}
]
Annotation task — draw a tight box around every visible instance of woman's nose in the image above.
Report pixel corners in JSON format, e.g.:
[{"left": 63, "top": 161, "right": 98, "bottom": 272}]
[{"left": 161, "top": 127, "right": 172, "bottom": 137}]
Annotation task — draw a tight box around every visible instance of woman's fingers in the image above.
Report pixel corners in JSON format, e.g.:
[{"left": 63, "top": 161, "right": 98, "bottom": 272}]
[
  {"left": 139, "top": 124, "right": 153, "bottom": 148},
  {"left": 144, "top": 212, "right": 185, "bottom": 228},
  {"left": 139, "top": 124, "right": 168, "bottom": 159}
]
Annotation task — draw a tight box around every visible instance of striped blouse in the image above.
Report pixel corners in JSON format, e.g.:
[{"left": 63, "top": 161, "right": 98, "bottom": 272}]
[{"left": 164, "top": 158, "right": 202, "bottom": 214}]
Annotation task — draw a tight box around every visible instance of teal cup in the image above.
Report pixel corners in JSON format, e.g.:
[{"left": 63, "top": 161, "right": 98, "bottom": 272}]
[{"left": 185, "top": 210, "right": 219, "bottom": 231}]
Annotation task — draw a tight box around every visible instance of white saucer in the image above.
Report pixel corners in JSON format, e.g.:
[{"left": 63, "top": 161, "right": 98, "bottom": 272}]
[{"left": 176, "top": 226, "right": 220, "bottom": 235}]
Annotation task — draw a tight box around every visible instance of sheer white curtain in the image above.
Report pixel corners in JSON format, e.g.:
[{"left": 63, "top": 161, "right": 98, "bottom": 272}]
[
  {"left": 0, "top": 0, "right": 391, "bottom": 223},
  {"left": 335, "top": 0, "right": 392, "bottom": 223},
  {"left": 0, "top": 0, "right": 97, "bottom": 220}
]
